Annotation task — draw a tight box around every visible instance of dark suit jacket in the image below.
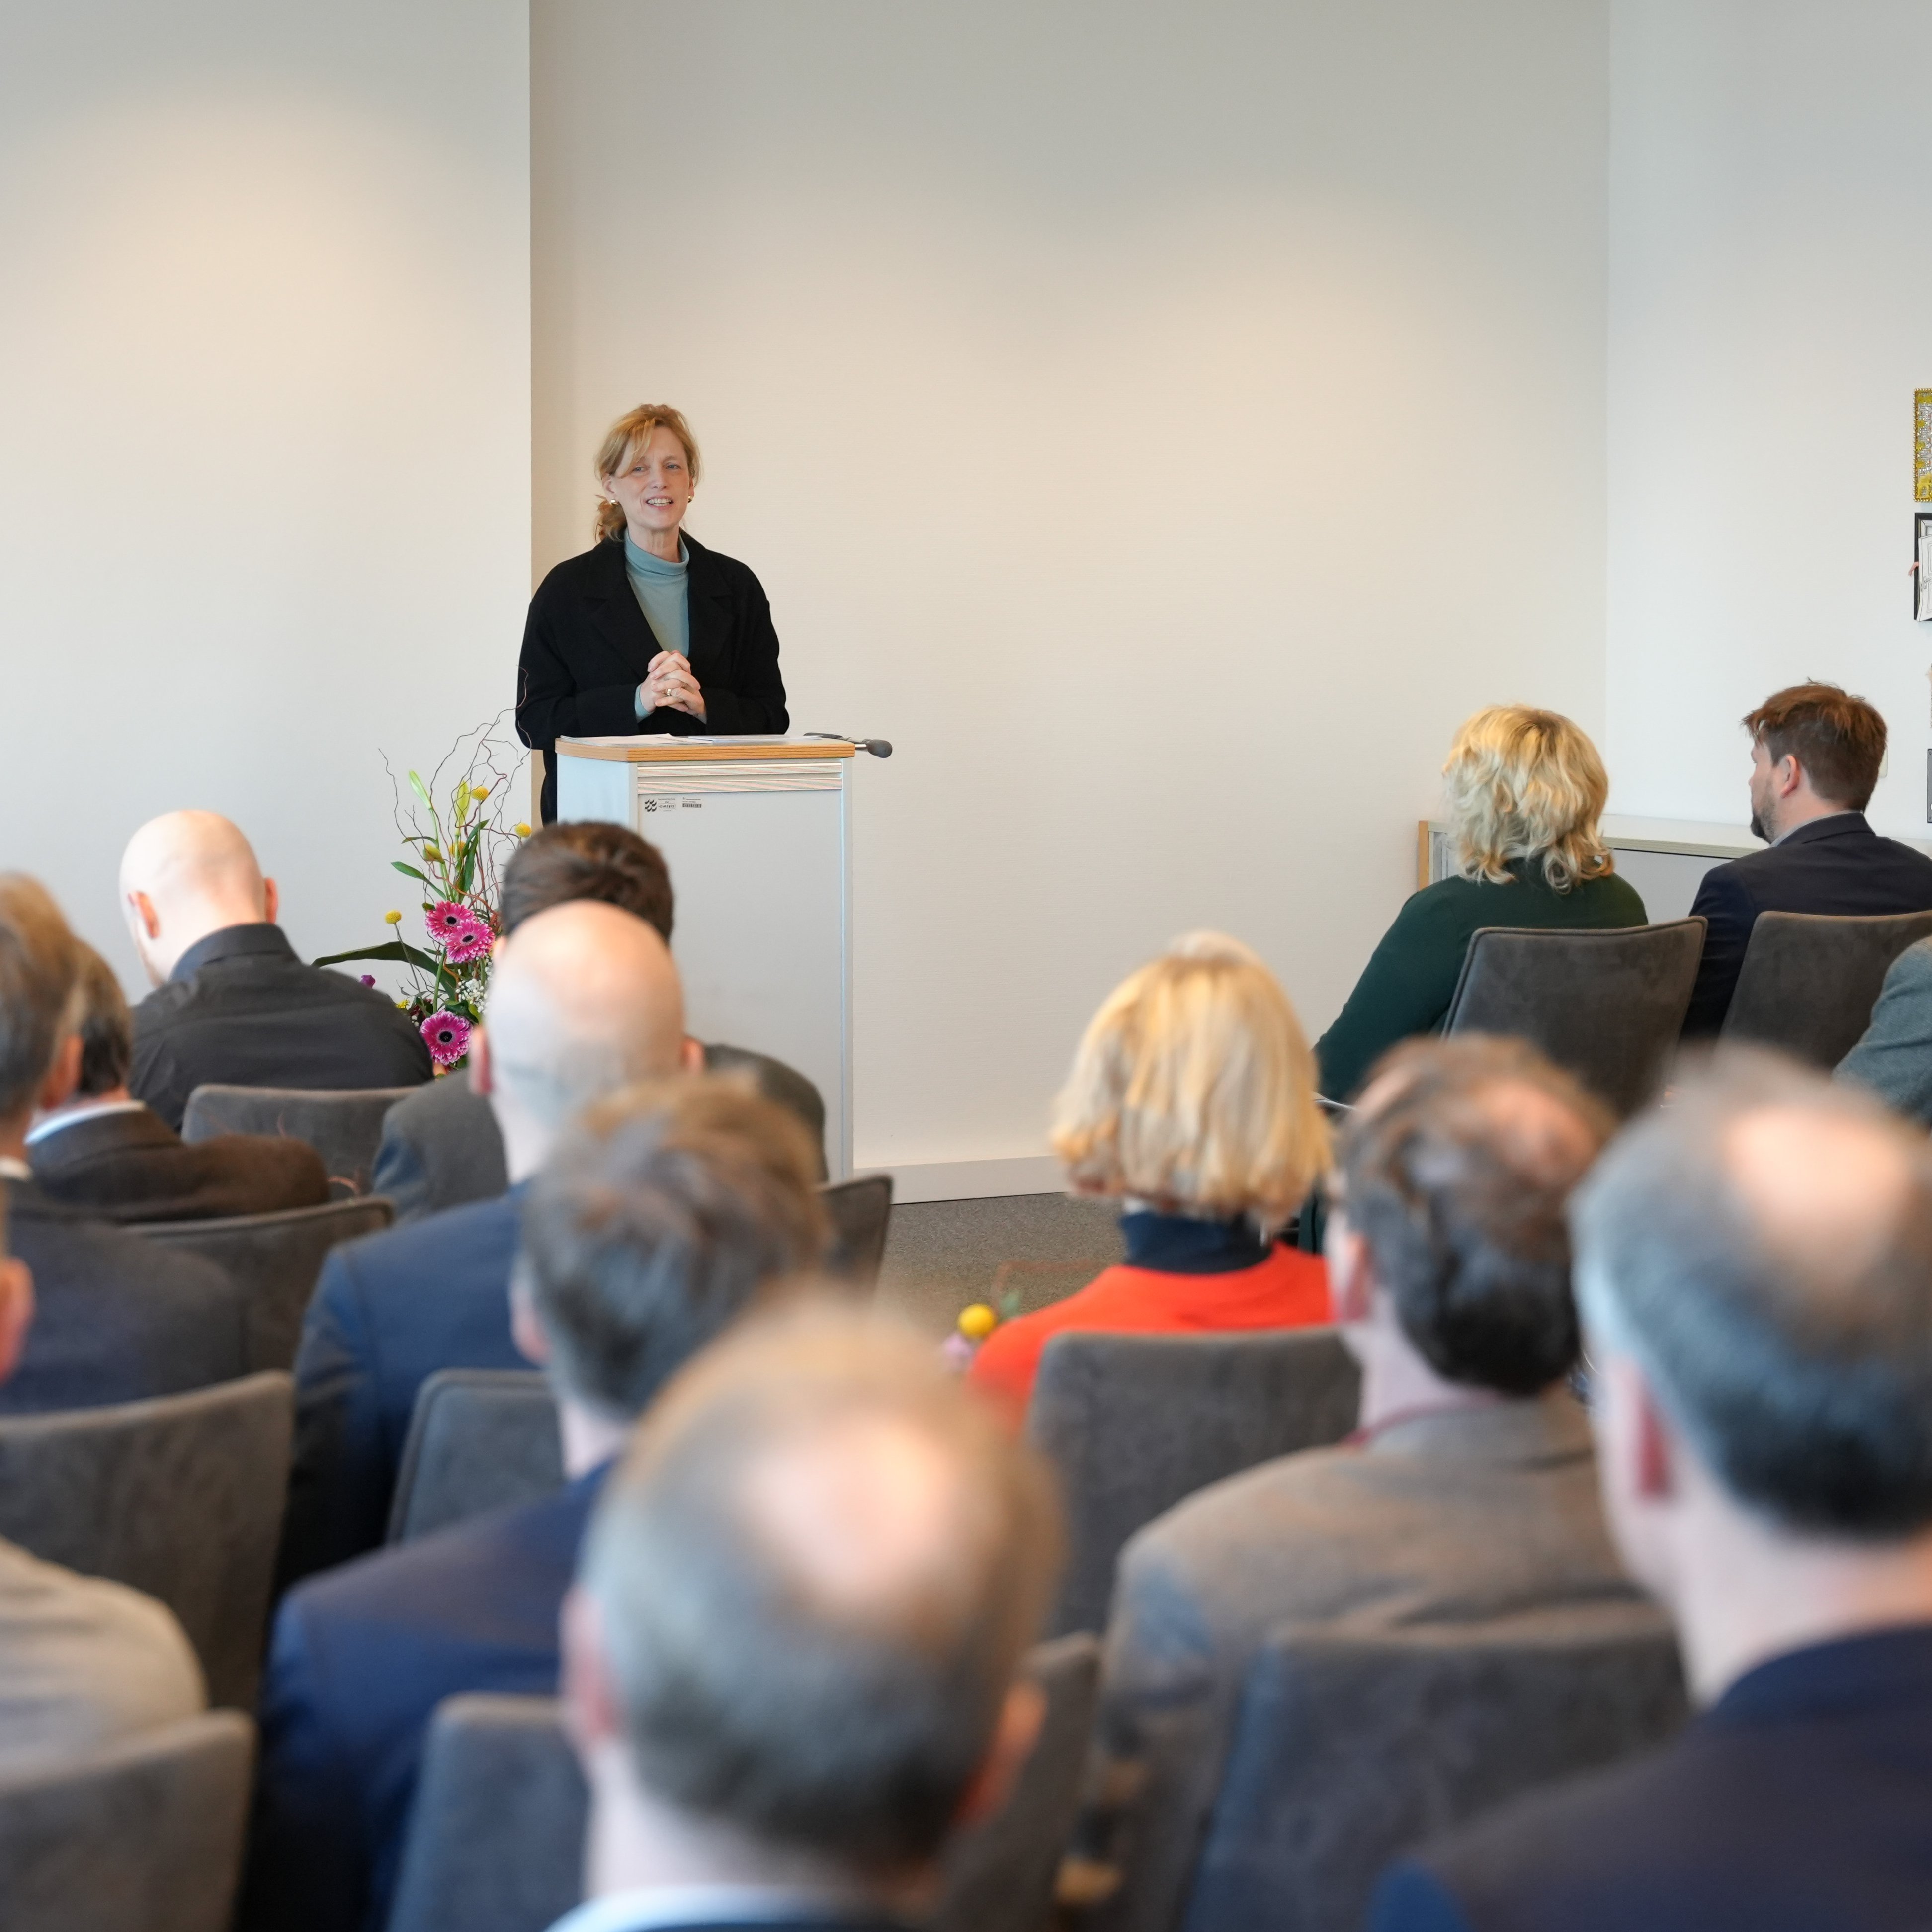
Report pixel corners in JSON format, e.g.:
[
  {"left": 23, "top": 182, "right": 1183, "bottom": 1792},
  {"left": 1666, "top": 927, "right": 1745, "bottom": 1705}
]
[
  {"left": 130, "top": 924, "right": 432, "bottom": 1131},
  {"left": 0, "top": 1176, "right": 250, "bottom": 1412},
  {"left": 1370, "top": 1624, "right": 1932, "bottom": 1932},
  {"left": 29, "top": 1104, "right": 330, "bottom": 1224},
  {"left": 514, "top": 533, "right": 789, "bottom": 823},
  {"left": 243, "top": 1464, "right": 608, "bottom": 1932},
  {"left": 280, "top": 1189, "right": 527, "bottom": 1584},
  {"left": 1682, "top": 813, "right": 1932, "bottom": 1035}
]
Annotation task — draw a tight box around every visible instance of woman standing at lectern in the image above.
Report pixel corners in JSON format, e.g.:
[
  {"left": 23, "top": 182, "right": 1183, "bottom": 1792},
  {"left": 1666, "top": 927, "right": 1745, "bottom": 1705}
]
[{"left": 515, "top": 403, "right": 788, "bottom": 823}]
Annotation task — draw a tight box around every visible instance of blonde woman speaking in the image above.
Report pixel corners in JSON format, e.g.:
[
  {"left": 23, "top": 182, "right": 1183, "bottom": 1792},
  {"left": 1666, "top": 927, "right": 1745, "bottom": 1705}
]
[
  {"left": 1316, "top": 705, "right": 1645, "bottom": 1103},
  {"left": 515, "top": 403, "right": 788, "bottom": 823}
]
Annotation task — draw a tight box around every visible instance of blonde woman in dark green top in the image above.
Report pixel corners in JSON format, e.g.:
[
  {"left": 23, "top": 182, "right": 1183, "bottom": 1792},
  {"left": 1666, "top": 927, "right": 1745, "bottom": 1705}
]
[{"left": 1316, "top": 706, "right": 1646, "bottom": 1101}]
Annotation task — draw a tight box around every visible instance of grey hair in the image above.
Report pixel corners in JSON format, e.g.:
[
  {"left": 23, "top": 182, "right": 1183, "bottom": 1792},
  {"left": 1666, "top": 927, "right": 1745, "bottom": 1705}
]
[{"left": 1571, "top": 1051, "right": 1932, "bottom": 1536}]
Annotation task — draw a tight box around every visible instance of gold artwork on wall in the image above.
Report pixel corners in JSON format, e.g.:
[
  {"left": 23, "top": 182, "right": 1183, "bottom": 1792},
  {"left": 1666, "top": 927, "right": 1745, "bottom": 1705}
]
[{"left": 1918, "top": 390, "right": 1932, "bottom": 502}]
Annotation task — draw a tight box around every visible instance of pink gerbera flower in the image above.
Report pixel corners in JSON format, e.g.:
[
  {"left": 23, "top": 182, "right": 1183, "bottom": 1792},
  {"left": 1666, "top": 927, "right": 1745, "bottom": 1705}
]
[
  {"left": 421, "top": 1010, "right": 473, "bottom": 1066},
  {"left": 442, "top": 924, "right": 491, "bottom": 965},
  {"left": 427, "top": 901, "right": 474, "bottom": 939}
]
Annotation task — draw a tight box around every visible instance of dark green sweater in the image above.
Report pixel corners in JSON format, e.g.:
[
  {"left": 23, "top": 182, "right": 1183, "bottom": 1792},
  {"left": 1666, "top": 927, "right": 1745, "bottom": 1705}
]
[{"left": 1315, "top": 862, "right": 1648, "bottom": 1102}]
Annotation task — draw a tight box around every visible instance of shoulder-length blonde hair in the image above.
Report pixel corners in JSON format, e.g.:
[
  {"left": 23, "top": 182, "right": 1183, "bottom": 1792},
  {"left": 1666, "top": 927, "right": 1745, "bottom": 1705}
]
[
  {"left": 593, "top": 404, "right": 702, "bottom": 543},
  {"left": 1051, "top": 933, "right": 1328, "bottom": 1232},
  {"left": 1441, "top": 705, "right": 1614, "bottom": 894}
]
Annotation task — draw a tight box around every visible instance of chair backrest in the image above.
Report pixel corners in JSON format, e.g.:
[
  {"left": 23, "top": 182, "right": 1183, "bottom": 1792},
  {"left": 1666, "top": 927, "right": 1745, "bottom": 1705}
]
[
  {"left": 387, "top": 1636, "right": 1102, "bottom": 1932},
  {"left": 387, "top": 1370, "right": 564, "bottom": 1545},
  {"left": 126, "top": 1196, "right": 395, "bottom": 1372},
  {"left": 180, "top": 1083, "right": 420, "bottom": 1197},
  {"left": 0, "top": 1374, "right": 294, "bottom": 1709},
  {"left": 1179, "top": 1611, "right": 1688, "bottom": 1932},
  {"left": 1442, "top": 920, "right": 1706, "bottom": 1117},
  {"left": 929, "top": 1632, "right": 1102, "bottom": 1932},
  {"left": 822, "top": 1173, "right": 893, "bottom": 1286},
  {"left": 1720, "top": 908, "right": 1932, "bottom": 1067},
  {"left": 0, "top": 1710, "right": 255, "bottom": 1932},
  {"left": 1026, "top": 1329, "right": 1360, "bottom": 1637}
]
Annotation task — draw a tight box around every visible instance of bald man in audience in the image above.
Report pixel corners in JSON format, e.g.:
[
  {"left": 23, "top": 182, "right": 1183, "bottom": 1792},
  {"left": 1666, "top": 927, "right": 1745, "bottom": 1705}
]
[
  {"left": 0, "top": 874, "right": 249, "bottom": 1413},
  {"left": 279, "top": 900, "right": 699, "bottom": 1583},
  {"left": 1373, "top": 1054, "right": 1932, "bottom": 1930},
  {"left": 1074, "top": 1037, "right": 1643, "bottom": 1932},
  {"left": 548, "top": 1310, "right": 1061, "bottom": 1932},
  {"left": 0, "top": 1176, "right": 208, "bottom": 1766},
  {"left": 121, "top": 809, "right": 430, "bottom": 1130},
  {"left": 245, "top": 1079, "right": 829, "bottom": 1932}
]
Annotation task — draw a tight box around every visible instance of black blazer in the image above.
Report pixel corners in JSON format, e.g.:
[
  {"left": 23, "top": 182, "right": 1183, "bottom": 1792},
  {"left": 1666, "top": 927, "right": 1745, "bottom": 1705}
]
[
  {"left": 130, "top": 924, "right": 433, "bottom": 1131},
  {"left": 0, "top": 1176, "right": 251, "bottom": 1412},
  {"left": 29, "top": 1103, "right": 329, "bottom": 1224},
  {"left": 1370, "top": 1624, "right": 1932, "bottom": 1932},
  {"left": 515, "top": 532, "right": 789, "bottom": 822},
  {"left": 1683, "top": 812, "right": 1932, "bottom": 1034}
]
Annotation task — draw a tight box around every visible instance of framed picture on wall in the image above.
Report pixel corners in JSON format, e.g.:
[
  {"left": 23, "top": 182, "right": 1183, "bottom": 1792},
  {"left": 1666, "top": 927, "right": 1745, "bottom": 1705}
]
[
  {"left": 1919, "top": 390, "right": 1932, "bottom": 502},
  {"left": 1918, "top": 514, "right": 1932, "bottom": 621}
]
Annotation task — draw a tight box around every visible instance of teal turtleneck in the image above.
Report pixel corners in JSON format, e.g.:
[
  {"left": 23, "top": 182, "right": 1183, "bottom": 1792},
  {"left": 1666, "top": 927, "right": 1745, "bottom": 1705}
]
[{"left": 624, "top": 533, "right": 690, "bottom": 718}]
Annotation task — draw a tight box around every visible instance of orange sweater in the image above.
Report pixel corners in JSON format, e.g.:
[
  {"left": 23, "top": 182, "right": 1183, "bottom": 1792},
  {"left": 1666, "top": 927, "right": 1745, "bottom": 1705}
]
[{"left": 967, "top": 1243, "right": 1331, "bottom": 1428}]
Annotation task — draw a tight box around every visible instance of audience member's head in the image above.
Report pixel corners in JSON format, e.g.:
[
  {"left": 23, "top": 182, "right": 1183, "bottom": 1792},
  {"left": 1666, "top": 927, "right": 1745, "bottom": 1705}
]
[
  {"left": 474, "top": 900, "right": 696, "bottom": 1181},
  {"left": 0, "top": 875, "right": 82, "bottom": 1140},
  {"left": 1053, "top": 932, "right": 1327, "bottom": 1233},
  {"left": 513, "top": 1077, "right": 828, "bottom": 1467},
  {"left": 500, "top": 820, "right": 674, "bottom": 941},
  {"left": 119, "top": 811, "right": 276, "bottom": 985},
  {"left": 1441, "top": 705, "right": 1613, "bottom": 894},
  {"left": 1741, "top": 680, "right": 1886, "bottom": 841},
  {"left": 1574, "top": 1052, "right": 1932, "bottom": 1696},
  {"left": 564, "top": 1309, "right": 1062, "bottom": 1909},
  {"left": 1329, "top": 1036, "right": 1613, "bottom": 1414},
  {"left": 67, "top": 943, "right": 134, "bottom": 1103}
]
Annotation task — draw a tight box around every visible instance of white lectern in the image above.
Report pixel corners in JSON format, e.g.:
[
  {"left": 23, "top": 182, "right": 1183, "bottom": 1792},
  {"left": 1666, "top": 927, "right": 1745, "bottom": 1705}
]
[{"left": 554, "top": 735, "right": 856, "bottom": 1178}]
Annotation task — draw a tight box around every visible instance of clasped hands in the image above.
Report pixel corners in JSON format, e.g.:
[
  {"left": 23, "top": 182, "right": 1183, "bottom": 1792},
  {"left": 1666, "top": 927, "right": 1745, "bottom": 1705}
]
[{"left": 641, "top": 650, "right": 706, "bottom": 723}]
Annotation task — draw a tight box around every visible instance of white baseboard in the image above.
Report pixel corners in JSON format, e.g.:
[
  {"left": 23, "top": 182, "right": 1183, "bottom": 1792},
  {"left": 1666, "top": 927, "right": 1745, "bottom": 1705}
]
[{"left": 872, "top": 1155, "right": 1065, "bottom": 1204}]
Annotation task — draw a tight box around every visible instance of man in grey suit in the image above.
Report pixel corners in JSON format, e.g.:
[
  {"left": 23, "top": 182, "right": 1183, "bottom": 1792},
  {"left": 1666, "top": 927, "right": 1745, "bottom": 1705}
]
[
  {"left": 373, "top": 820, "right": 823, "bottom": 1220},
  {"left": 1075, "top": 1037, "right": 1645, "bottom": 1932},
  {"left": 1837, "top": 937, "right": 1932, "bottom": 1126}
]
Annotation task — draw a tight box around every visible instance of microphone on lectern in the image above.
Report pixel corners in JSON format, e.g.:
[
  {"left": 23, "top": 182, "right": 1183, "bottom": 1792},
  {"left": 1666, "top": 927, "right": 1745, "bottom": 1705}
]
[{"left": 805, "top": 733, "right": 893, "bottom": 758}]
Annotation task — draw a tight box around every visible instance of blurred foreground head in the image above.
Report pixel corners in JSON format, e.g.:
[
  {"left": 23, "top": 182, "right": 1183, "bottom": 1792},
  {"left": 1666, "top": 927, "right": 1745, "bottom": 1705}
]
[{"left": 565, "top": 1309, "right": 1063, "bottom": 1903}]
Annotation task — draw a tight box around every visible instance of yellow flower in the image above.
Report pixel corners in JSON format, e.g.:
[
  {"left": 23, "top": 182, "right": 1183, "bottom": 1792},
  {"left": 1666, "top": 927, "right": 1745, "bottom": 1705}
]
[
  {"left": 513, "top": 822, "right": 532, "bottom": 838},
  {"left": 421, "top": 845, "right": 441, "bottom": 862},
  {"left": 957, "top": 1302, "right": 999, "bottom": 1342},
  {"left": 383, "top": 910, "right": 403, "bottom": 925}
]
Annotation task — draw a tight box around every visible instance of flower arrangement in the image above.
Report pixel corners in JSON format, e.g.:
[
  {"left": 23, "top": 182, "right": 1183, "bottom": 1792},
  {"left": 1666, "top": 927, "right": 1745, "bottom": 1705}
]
[{"left": 316, "top": 716, "right": 530, "bottom": 1072}]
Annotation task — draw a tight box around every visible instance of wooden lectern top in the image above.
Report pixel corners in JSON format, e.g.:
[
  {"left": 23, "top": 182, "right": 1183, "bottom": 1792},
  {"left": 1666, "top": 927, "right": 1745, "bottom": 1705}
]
[{"left": 556, "top": 735, "right": 856, "bottom": 764}]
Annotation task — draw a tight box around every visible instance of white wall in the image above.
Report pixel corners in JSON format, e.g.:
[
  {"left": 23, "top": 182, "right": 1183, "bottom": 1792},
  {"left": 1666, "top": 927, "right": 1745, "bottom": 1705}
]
[
  {"left": 533, "top": 0, "right": 1612, "bottom": 1176},
  {"left": 0, "top": 0, "right": 530, "bottom": 991},
  {"left": 1606, "top": 0, "right": 1932, "bottom": 836}
]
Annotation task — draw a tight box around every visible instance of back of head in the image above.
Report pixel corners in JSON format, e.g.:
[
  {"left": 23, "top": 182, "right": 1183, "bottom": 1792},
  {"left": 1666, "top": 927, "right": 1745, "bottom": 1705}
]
[
  {"left": 484, "top": 900, "right": 686, "bottom": 1133},
  {"left": 0, "top": 876, "right": 79, "bottom": 1121},
  {"left": 71, "top": 944, "right": 133, "bottom": 1098},
  {"left": 519, "top": 1077, "right": 829, "bottom": 1419},
  {"left": 1743, "top": 680, "right": 1886, "bottom": 811},
  {"left": 582, "top": 1309, "right": 1062, "bottom": 1878},
  {"left": 119, "top": 810, "right": 266, "bottom": 922},
  {"left": 1341, "top": 1036, "right": 1613, "bottom": 1393},
  {"left": 1575, "top": 1051, "right": 1932, "bottom": 1535},
  {"left": 500, "top": 821, "right": 674, "bottom": 941},
  {"left": 1441, "top": 704, "right": 1613, "bottom": 893},
  {"left": 1052, "top": 931, "right": 1327, "bottom": 1230}
]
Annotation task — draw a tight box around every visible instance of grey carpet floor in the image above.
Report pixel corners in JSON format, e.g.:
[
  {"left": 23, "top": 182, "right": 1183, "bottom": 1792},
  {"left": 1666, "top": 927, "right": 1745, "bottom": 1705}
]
[{"left": 874, "top": 1192, "right": 1125, "bottom": 1339}]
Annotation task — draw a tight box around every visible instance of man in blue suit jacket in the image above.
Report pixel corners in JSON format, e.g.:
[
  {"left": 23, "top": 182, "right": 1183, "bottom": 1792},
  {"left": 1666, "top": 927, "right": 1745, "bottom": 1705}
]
[
  {"left": 243, "top": 1076, "right": 832, "bottom": 1932},
  {"left": 1681, "top": 682, "right": 1932, "bottom": 1034},
  {"left": 1371, "top": 1056, "right": 1932, "bottom": 1931},
  {"left": 279, "top": 898, "right": 701, "bottom": 1586}
]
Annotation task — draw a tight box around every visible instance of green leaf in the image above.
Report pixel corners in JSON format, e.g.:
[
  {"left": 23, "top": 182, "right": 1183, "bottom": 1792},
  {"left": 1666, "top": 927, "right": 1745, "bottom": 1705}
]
[
  {"left": 408, "top": 769, "right": 433, "bottom": 813},
  {"left": 312, "top": 939, "right": 441, "bottom": 973},
  {"left": 391, "top": 861, "right": 430, "bottom": 884}
]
